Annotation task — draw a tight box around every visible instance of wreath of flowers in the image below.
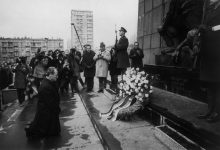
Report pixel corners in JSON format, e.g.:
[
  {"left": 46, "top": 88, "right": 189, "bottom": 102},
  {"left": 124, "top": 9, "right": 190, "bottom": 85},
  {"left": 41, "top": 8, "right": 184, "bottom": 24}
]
[{"left": 117, "top": 68, "right": 153, "bottom": 102}]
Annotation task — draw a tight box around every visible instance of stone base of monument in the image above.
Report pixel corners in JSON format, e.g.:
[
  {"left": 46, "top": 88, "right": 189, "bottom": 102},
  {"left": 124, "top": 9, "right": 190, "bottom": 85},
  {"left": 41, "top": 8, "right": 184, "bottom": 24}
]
[
  {"left": 103, "top": 88, "right": 116, "bottom": 101},
  {"left": 154, "top": 125, "right": 204, "bottom": 150}
]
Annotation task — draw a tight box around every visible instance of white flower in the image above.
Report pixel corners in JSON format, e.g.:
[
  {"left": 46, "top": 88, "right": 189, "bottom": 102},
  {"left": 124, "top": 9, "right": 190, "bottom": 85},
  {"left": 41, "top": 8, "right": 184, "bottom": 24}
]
[
  {"left": 130, "top": 84, "right": 135, "bottom": 89},
  {"left": 129, "top": 97, "right": 133, "bottom": 101},
  {"left": 141, "top": 71, "right": 145, "bottom": 75},
  {"left": 137, "top": 74, "right": 141, "bottom": 79},
  {"left": 144, "top": 85, "right": 148, "bottom": 89},
  {"left": 135, "top": 79, "right": 139, "bottom": 83},
  {"left": 135, "top": 88, "right": 139, "bottom": 93},
  {"left": 140, "top": 89, "right": 144, "bottom": 92},
  {"left": 120, "top": 83, "right": 123, "bottom": 87},
  {"left": 150, "top": 86, "right": 153, "bottom": 89},
  {"left": 138, "top": 98, "right": 143, "bottom": 102},
  {"left": 144, "top": 80, "right": 149, "bottom": 84},
  {"left": 123, "top": 75, "right": 127, "bottom": 80},
  {"left": 149, "top": 90, "right": 153, "bottom": 93},
  {"left": 138, "top": 83, "right": 142, "bottom": 87},
  {"left": 136, "top": 68, "right": 140, "bottom": 71},
  {"left": 138, "top": 93, "right": 142, "bottom": 97},
  {"left": 145, "top": 93, "right": 149, "bottom": 97}
]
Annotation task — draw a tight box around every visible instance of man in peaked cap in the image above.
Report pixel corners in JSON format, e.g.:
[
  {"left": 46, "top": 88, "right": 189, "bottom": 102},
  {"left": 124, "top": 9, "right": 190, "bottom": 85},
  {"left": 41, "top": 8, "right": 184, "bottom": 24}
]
[
  {"left": 115, "top": 26, "right": 130, "bottom": 77},
  {"left": 119, "top": 27, "right": 127, "bottom": 33}
]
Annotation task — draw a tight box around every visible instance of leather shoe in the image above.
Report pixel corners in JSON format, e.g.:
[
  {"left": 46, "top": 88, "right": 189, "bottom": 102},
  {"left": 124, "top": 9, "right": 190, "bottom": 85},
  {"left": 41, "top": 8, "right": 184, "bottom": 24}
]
[{"left": 206, "top": 113, "right": 220, "bottom": 123}]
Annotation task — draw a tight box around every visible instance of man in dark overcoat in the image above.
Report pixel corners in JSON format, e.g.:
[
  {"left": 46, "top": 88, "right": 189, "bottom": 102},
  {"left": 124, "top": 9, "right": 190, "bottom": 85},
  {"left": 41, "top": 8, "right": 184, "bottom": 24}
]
[
  {"left": 115, "top": 27, "right": 130, "bottom": 74},
  {"left": 197, "top": 0, "right": 220, "bottom": 122},
  {"left": 68, "top": 48, "right": 80, "bottom": 93},
  {"left": 81, "top": 44, "right": 96, "bottom": 92},
  {"left": 14, "top": 57, "right": 29, "bottom": 106},
  {"left": 109, "top": 48, "right": 121, "bottom": 92},
  {"left": 25, "top": 67, "right": 61, "bottom": 138},
  {"left": 129, "top": 42, "right": 144, "bottom": 69}
]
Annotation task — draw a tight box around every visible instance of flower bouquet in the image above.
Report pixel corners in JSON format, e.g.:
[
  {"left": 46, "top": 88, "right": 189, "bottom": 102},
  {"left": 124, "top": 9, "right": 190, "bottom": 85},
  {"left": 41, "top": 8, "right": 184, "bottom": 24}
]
[{"left": 100, "top": 68, "right": 153, "bottom": 121}]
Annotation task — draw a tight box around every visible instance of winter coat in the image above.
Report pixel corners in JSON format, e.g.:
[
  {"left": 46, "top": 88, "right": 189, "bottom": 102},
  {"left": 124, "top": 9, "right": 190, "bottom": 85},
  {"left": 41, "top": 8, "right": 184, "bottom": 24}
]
[
  {"left": 33, "top": 63, "right": 46, "bottom": 79},
  {"left": 200, "top": 3, "right": 220, "bottom": 82},
  {"left": 94, "top": 49, "right": 111, "bottom": 77},
  {"left": 129, "top": 47, "right": 144, "bottom": 69},
  {"left": 14, "top": 63, "right": 29, "bottom": 89},
  {"left": 81, "top": 50, "right": 96, "bottom": 77},
  {"left": 26, "top": 78, "right": 60, "bottom": 137},
  {"left": 108, "top": 49, "right": 121, "bottom": 76},
  {"left": 115, "top": 35, "right": 130, "bottom": 69},
  {"left": 68, "top": 53, "right": 80, "bottom": 78}
]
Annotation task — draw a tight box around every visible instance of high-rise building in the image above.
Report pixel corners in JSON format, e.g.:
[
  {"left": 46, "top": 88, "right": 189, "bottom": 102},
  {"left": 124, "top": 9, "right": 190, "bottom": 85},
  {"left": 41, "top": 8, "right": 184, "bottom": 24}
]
[
  {"left": 71, "top": 10, "right": 93, "bottom": 50},
  {"left": 0, "top": 37, "right": 64, "bottom": 63}
]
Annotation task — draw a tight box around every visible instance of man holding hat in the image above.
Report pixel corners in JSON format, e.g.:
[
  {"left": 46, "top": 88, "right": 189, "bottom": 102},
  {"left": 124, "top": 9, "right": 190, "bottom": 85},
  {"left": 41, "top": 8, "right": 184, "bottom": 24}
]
[
  {"left": 81, "top": 44, "right": 96, "bottom": 92},
  {"left": 115, "top": 27, "right": 130, "bottom": 75}
]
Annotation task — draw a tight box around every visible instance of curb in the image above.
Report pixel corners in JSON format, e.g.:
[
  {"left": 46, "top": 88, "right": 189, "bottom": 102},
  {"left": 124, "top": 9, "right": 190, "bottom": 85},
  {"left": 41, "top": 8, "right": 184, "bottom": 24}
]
[{"left": 78, "top": 93, "right": 111, "bottom": 150}]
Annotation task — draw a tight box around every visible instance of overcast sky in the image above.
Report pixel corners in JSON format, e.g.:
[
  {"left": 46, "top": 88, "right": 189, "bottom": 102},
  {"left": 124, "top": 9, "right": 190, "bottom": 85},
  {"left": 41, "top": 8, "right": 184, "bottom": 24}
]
[{"left": 0, "top": 0, "right": 138, "bottom": 49}]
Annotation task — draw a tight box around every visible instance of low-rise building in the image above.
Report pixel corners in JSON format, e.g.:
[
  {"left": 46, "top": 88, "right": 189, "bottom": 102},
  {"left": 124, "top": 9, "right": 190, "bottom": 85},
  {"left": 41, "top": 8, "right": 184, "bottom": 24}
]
[{"left": 0, "top": 37, "right": 64, "bottom": 63}]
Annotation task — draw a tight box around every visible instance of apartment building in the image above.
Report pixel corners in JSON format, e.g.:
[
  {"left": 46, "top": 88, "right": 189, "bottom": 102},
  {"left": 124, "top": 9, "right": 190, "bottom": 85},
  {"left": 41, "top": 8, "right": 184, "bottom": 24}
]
[
  {"left": 0, "top": 37, "right": 64, "bottom": 63},
  {"left": 71, "top": 10, "right": 93, "bottom": 50}
]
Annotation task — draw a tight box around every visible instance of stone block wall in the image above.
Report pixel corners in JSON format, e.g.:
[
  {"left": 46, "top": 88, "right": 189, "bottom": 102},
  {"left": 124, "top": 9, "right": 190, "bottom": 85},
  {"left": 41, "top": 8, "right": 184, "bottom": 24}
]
[{"left": 138, "top": 0, "right": 170, "bottom": 65}]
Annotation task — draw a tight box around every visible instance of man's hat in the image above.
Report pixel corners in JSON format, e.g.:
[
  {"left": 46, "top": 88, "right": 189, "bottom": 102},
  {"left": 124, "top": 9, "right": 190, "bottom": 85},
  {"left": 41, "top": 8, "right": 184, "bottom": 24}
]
[{"left": 119, "top": 27, "right": 127, "bottom": 33}]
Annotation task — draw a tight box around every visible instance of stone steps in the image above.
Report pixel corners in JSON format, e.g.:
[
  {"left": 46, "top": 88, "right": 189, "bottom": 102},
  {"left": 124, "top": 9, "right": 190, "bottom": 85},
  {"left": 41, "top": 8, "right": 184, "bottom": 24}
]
[{"left": 155, "top": 125, "right": 204, "bottom": 150}]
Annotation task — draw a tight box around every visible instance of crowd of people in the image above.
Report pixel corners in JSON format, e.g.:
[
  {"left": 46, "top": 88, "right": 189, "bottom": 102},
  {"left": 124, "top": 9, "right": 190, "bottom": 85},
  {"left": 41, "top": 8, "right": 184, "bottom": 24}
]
[{"left": 7, "top": 26, "right": 144, "bottom": 139}]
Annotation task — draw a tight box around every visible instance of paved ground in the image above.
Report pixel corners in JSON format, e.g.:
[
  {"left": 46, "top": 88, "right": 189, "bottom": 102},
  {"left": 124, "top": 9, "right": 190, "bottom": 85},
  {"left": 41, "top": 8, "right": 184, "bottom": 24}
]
[
  {"left": 0, "top": 91, "right": 103, "bottom": 150},
  {"left": 0, "top": 78, "right": 169, "bottom": 150},
  {"left": 80, "top": 79, "right": 169, "bottom": 150}
]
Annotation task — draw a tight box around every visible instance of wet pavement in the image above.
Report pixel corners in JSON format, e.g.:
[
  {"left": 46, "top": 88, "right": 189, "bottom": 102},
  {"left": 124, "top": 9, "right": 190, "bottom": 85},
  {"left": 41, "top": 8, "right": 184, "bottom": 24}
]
[
  {"left": 0, "top": 91, "right": 103, "bottom": 150},
  {"left": 0, "top": 78, "right": 170, "bottom": 150},
  {"left": 80, "top": 79, "right": 169, "bottom": 150}
]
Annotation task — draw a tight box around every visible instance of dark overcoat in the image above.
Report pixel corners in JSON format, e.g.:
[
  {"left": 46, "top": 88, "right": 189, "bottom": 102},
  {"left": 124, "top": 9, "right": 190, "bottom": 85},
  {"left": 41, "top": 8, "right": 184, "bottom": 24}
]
[
  {"left": 200, "top": 3, "right": 220, "bottom": 83},
  {"left": 68, "top": 52, "right": 81, "bottom": 78},
  {"left": 116, "top": 36, "right": 130, "bottom": 69},
  {"left": 129, "top": 47, "right": 144, "bottom": 69},
  {"left": 108, "top": 49, "right": 120, "bottom": 76},
  {"left": 0, "top": 68, "right": 8, "bottom": 90},
  {"left": 14, "top": 64, "right": 29, "bottom": 89},
  {"left": 26, "top": 78, "right": 60, "bottom": 137},
  {"left": 81, "top": 50, "right": 96, "bottom": 77}
]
